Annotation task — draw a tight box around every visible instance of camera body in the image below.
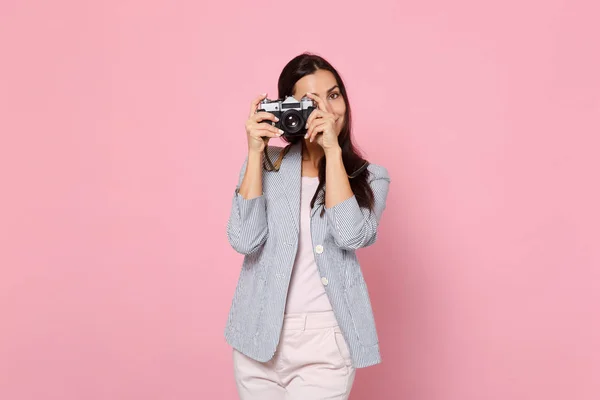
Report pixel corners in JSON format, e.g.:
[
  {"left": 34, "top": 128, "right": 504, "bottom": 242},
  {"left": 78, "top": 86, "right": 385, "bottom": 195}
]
[{"left": 257, "top": 96, "right": 316, "bottom": 138}]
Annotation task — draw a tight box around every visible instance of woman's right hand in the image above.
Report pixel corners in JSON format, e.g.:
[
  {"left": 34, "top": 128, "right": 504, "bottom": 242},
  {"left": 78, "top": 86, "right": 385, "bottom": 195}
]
[{"left": 246, "top": 93, "right": 284, "bottom": 154}]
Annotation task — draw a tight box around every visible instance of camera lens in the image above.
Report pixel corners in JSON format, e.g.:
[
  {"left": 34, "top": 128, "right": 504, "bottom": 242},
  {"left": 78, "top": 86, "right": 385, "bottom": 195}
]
[
  {"left": 281, "top": 110, "right": 304, "bottom": 135},
  {"left": 284, "top": 113, "right": 301, "bottom": 130}
]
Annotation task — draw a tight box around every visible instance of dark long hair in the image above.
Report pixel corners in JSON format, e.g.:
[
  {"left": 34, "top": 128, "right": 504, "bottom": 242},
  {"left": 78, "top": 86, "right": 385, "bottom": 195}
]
[{"left": 264, "top": 52, "right": 375, "bottom": 217}]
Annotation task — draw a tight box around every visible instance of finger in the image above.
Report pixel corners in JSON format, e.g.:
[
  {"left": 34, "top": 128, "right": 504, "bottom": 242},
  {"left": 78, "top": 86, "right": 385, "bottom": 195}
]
[
  {"left": 249, "top": 93, "right": 268, "bottom": 117},
  {"left": 311, "top": 121, "right": 328, "bottom": 142},
  {"left": 251, "top": 128, "right": 281, "bottom": 139},
  {"left": 253, "top": 111, "right": 280, "bottom": 124},
  {"left": 305, "top": 116, "right": 316, "bottom": 137},
  {"left": 306, "top": 119, "right": 328, "bottom": 141},
  {"left": 308, "top": 110, "right": 331, "bottom": 130},
  {"left": 257, "top": 122, "right": 284, "bottom": 136},
  {"left": 311, "top": 131, "right": 324, "bottom": 144},
  {"left": 312, "top": 117, "right": 336, "bottom": 142},
  {"left": 305, "top": 92, "right": 326, "bottom": 111},
  {"left": 306, "top": 109, "right": 321, "bottom": 128},
  {"left": 307, "top": 115, "right": 331, "bottom": 136},
  {"left": 305, "top": 114, "right": 324, "bottom": 138}
]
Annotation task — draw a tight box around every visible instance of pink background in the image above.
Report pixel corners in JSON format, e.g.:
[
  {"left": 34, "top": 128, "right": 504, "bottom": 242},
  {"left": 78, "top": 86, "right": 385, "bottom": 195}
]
[{"left": 1, "top": 0, "right": 599, "bottom": 399}]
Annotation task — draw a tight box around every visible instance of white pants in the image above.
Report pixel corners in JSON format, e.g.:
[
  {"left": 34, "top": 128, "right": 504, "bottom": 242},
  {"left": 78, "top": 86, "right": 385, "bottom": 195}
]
[{"left": 233, "top": 310, "right": 356, "bottom": 399}]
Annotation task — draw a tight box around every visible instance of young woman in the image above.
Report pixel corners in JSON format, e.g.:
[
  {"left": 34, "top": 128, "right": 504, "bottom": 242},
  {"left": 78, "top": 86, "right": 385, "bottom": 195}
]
[{"left": 225, "top": 52, "right": 391, "bottom": 399}]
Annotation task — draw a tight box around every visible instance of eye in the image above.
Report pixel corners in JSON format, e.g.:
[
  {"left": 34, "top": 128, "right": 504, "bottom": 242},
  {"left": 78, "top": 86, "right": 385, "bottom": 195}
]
[{"left": 329, "top": 92, "right": 341, "bottom": 100}]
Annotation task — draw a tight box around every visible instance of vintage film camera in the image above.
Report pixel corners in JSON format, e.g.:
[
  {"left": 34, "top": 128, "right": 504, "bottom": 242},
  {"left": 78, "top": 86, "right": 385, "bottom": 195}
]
[{"left": 257, "top": 96, "right": 317, "bottom": 138}]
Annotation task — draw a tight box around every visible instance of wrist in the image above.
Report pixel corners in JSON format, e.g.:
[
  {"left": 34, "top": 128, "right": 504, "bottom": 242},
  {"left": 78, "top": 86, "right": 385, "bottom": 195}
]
[
  {"left": 324, "top": 146, "right": 342, "bottom": 158},
  {"left": 248, "top": 148, "right": 264, "bottom": 159}
]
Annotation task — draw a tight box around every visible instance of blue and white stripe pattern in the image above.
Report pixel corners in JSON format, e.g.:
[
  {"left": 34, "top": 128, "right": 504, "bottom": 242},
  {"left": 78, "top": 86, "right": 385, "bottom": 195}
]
[{"left": 225, "top": 141, "right": 391, "bottom": 368}]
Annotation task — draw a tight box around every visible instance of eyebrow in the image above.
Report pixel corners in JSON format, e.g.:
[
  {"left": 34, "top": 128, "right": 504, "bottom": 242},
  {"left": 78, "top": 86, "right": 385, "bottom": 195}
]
[{"left": 305, "top": 85, "right": 339, "bottom": 97}]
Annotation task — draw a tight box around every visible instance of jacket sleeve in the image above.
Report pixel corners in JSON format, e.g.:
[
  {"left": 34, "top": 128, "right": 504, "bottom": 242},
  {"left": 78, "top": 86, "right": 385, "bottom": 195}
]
[
  {"left": 226, "top": 156, "right": 268, "bottom": 255},
  {"left": 325, "top": 165, "right": 391, "bottom": 251}
]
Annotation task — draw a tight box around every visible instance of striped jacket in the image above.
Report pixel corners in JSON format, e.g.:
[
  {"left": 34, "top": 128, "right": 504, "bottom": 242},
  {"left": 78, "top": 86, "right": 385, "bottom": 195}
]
[{"left": 224, "top": 141, "right": 391, "bottom": 368}]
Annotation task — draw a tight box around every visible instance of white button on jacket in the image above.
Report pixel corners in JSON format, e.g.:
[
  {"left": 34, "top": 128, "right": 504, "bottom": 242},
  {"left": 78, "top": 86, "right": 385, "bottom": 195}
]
[{"left": 315, "top": 244, "right": 324, "bottom": 254}]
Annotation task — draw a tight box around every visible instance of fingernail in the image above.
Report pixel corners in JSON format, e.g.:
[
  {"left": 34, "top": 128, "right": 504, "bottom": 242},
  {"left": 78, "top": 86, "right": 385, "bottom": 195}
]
[
  {"left": 304, "top": 133, "right": 309, "bottom": 139},
  {"left": 278, "top": 129, "right": 284, "bottom": 135},
  {"left": 274, "top": 117, "right": 279, "bottom": 121},
  {"left": 262, "top": 92, "right": 267, "bottom": 96}
]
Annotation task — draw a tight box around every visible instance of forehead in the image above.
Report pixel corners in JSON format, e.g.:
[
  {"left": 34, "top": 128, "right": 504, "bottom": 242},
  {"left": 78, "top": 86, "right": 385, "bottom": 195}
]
[{"left": 293, "top": 69, "right": 338, "bottom": 95}]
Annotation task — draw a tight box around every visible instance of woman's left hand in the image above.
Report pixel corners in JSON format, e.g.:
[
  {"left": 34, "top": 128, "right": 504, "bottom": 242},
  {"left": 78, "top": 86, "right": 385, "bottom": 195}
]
[{"left": 304, "top": 93, "right": 342, "bottom": 152}]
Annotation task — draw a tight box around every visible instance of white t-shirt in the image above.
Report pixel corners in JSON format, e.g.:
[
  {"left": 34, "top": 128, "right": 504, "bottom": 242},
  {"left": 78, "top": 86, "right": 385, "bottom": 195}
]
[{"left": 284, "top": 176, "right": 333, "bottom": 314}]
